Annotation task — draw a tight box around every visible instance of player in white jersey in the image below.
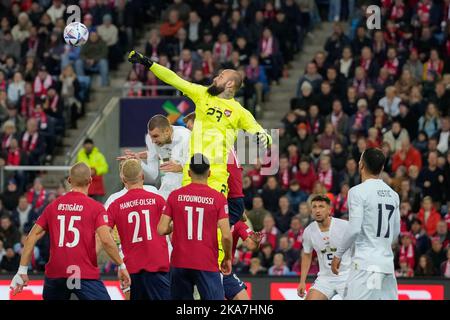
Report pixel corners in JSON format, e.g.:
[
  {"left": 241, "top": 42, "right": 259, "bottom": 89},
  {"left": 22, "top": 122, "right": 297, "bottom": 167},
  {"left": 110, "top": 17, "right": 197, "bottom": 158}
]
[
  {"left": 118, "top": 115, "right": 190, "bottom": 199},
  {"left": 297, "top": 195, "right": 351, "bottom": 300},
  {"left": 331, "top": 148, "right": 401, "bottom": 300}
]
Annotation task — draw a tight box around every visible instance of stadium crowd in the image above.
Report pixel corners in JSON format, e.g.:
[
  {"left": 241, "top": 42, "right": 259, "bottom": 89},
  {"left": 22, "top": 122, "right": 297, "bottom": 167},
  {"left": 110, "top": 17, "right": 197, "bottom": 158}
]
[
  {"left": 1, "top": 0, "right": 450, "bottom": 281},
  {"left": 0, "top": 0, "right": 151, "bottom": 273}
]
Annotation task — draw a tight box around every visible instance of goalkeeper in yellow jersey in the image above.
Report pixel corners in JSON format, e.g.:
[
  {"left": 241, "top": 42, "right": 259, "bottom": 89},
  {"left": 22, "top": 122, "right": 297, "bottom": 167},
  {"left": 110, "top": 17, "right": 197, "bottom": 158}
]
[{"left": 128, "top": 50, "right": 271, "bottom": 196}]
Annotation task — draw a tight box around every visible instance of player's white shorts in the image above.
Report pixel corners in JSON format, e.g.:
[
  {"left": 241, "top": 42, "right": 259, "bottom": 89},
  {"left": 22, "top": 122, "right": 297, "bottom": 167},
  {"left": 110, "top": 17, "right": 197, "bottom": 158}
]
[
  {"left": 344, "top": 266, "right": 398, "bottom": 300},
  {"left": 310, "top": 275, "right": 348, "bottom": 300}
]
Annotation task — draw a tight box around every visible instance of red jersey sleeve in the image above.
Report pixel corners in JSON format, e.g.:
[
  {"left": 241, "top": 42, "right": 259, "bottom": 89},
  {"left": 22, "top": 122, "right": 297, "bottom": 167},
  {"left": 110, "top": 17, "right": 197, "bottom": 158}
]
[
  {"left": 106, "top": 202, "right": 116, "bottom": 228},
  {"left": 35, "top": 205, "right": 49, "bottom": 230},
  {"left": 217, "top": 194, "right": 229, "bottom": 221},
  {"left": 94, "top": 203, "right": 108, "bottom": 230},
  {"left": 235, "top": 221, "right": 252, "bottom": 241},
  {"left": 163, "top": 193, "right": 174, "bottom": 218}
]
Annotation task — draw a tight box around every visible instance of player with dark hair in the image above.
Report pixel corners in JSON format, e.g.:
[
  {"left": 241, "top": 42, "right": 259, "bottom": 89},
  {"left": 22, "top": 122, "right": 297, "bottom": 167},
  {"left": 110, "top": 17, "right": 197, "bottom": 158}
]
[
  {"left": 332, "top": 148, "right": 401, "bottom": 300},
  {"left": 107, "top": 159, "right": 170, "bottom": 300},
  {"left": 117, "top": 114, "right": 191, "bottom": 199},
  {"left": 298, "top": 194, "right": 350, "bottom": 300},
  {"left": 157, "top": 153, "right": 232, "bottom": 300},
  {"left": 10, "top": 162, "right": 130, "bottom": 300},
  {"left": 128, "top": 51, "right": 271, "bottom": 197}
]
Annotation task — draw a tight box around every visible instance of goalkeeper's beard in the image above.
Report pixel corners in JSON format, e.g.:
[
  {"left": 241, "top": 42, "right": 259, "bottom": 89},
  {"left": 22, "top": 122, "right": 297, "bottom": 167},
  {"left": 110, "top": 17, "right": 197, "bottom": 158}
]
[{"left": 207, "top": 84, "right": 225, "bottom": 96}]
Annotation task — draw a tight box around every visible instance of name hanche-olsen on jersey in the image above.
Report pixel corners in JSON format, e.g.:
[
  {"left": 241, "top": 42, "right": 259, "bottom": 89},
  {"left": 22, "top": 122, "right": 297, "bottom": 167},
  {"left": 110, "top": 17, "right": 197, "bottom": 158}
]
[{"left": 107, "top": 188, "right": 169, "bottom": 274}]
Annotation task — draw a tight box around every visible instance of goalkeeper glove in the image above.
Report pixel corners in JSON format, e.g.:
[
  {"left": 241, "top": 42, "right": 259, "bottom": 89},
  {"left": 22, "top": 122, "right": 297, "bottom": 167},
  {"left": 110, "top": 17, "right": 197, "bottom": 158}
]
[
  {"left": 256, "top": 132, "right": 272, "bottom": 150},
  {"left": 128, "top": 50, "right": 153, "bottom": 69}
]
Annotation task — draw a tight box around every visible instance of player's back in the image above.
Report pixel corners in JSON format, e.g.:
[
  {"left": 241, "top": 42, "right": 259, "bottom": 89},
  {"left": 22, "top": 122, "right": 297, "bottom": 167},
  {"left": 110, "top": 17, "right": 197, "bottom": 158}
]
[
  {"left": 36, "top": 191, "right": 107, "bottom": 279},
  {"left": 165, "top": 183, "right": 229, "bottom": 272},
  {"left": 349, "top": 179, "right": 400, "bottom": 273},
  {"left": 107, "top": 188, "right": 169, "bottom": 274}
]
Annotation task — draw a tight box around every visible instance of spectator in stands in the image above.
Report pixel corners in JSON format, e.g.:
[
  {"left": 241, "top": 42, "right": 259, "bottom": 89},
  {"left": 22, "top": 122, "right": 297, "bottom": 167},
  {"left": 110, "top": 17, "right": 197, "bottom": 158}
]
[
  {"left": 324, "top": 22, "right": 349, "bottom": 64},
  {"left": 26, "top": 177, "right": 48, "bottom": 212},
  {"left": 11, "top": 12, "right": 31, "bottom": 43},
  {"left": 427, "top": 237, "right": 447, "bottom": 274},
  {"left": 245, "top": 55, "right": 269, "bottom": 109},
  {"left": 97, "top": 14, "right": 120, "bottom": 70},
  {"left": 317, "top": 155, "right": 337, "bottom": 194},
  {"left": 46, "top": 0, "right": 65, "bottom": 24},
  {"left": 0, "top": 215, "right": 20, "bottom": 249},
  {"left": 399, "top": 179, "right": 421, "bottom": 213},
  {"left": 176, "top": 49, "right": 200, "bottom": 81},
  {"left": 296, "top": 62, "right": 322, "bottom": 97},
  {"left": 296, "top": 156, "right": 316, "bottom": 194},
  {"left": 418, "top": 151, "right": 445, "bottom": 204},
  {"left": 285, "top": 179, "right": 308, "bottom": 212},
  {"left": 392, "top": 138, "right": 423, "bottom": 173},
  {"left": 379, "top": 86, "right": 401, "bottom": 119},
  {"left": 248, "top": 257, "right": 266, "bottom": 276},
  {"left": 398, "top": 231, "right": 418, "bottom": 270},
  {"left": 433, "top": 82, "right": 450, "bottom": 117},
  {"left": 11, "top": 195, "right": 38, "bottom": 234},
  {"left": 333, "top": 182, "right": 349, "bottom": 218},
  {"left": 442, "top": 250, "right": 450, "bottom": 278},
  {"left": 20, "top": 118, "right": 45, "bottom": 165},
  {"left": 339, "top": 157, "right": 360, "bottom": 188},
  {"left": 260, "top": 213, "right": 279, "bottom": 250},
  {"left": 75, "top": 30, "right": 109, "bottom": 87},
  {"left": 435, "top": 221, "right": 450, "bottom": 249},
  {"left": 33, "top": 65, "right": 53, "bottom": 97},
  {"left": 297, "top": 201, "right": 312, "bottom": 228},
  {"left": 383, "top": 121, "right": 410, "bottom": 153},
  {"left": 276, "top": 235, "right": 299, "bottom": 270},
  {"left": 417, "top": 196, "right": 442, "bottom": 237},
  {"left": 268, "top": 253, "right": 291, "bottom": 276},
  {"left": 415, "top": 254, "right": 437, "bottom": 276},
  {"left": 418, "top": 103, "right": 441, "bottom": 139},
  {"left": 435, "top": 117, "right": 450, "bottom": 155},
  {"left": 258, "top": 242, "right": 275, "bottom": 270},
  {"left": 0, "top": 247, "right": 20, "bottom": 272},
  {"left": 76, "top": 138, "right": 108, "bottom": 200},
  {"left": 1, "top": 179, "right": 20, "bottom": 212},
  {"left": 58, "top": 64, "right": 82, "bottom": 129},
  {"left": 326, "top": 99, "right": 349, "bottom": 137},
  {"left": 331, "top": 142, "right": 347, "bottom": 173},
  {"left": 160, "top": 9, "right": 183, "bottom": 39},
  {"left": 274, "top": 196, "right": 295, "bottom": 234},
  {"left": 124, "top": 69, "right": 143, "bottom": 97},
  {"left": 261, "top": 176, "right": 284, "bottom": 213},
  {"left": 317, "top": 122, "right": 343, "bottom": 153},
  {"left": 0, "top": 31, "right": 21, "bottom": 63}
]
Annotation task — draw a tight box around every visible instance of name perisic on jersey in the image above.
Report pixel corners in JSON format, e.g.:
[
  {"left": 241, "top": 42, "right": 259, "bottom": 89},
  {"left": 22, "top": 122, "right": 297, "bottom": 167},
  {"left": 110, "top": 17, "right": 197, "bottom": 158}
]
[
  {"left": 377, "top": 189, "right": 393, "bottom": 198},
  {"left": 57, "top": 204, "right": 84, "bottom": 212},
  {"left": 119, "top": 198, "right": 156, "bottom": 210},
  {"left": 177, "top": 195, "right": 214, "bottom": 205}
]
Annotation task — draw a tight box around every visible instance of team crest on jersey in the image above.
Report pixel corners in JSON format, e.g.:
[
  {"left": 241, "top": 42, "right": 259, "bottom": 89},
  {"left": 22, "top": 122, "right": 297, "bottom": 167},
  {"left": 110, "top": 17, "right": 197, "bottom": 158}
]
[
  {"left": 103, "top": 215, "right": 108, "bottom": 223},
  {"left": 224, "top": 109, "right": 232, "bottom": 117}
]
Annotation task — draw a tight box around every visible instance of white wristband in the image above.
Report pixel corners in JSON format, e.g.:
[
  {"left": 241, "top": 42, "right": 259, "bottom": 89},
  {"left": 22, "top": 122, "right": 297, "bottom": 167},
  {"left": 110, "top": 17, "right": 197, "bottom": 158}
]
[
  {"left": 118, "top": 263, "right": 126, "bottom": 270},
  {"left": 18, "top": 265, "right": 28, "bottom": 275}
]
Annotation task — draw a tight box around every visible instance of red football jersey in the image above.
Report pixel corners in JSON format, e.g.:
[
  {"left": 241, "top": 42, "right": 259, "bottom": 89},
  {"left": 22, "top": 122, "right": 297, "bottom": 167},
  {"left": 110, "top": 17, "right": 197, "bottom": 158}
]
[
  {"left": 107, "top": 188, "right": 169, "bottom": 274},
  {"left": 163, "top": 183, "right": 229, "bottom": 272},
  {"left": 231, "top": 221, "right": 252, "bottom": 257},
  {"left": 227, "top": 149, "right": 244, "bottom": 199},
  {"left": 36, "top": 191, "right": 108, "bottom": 279}
]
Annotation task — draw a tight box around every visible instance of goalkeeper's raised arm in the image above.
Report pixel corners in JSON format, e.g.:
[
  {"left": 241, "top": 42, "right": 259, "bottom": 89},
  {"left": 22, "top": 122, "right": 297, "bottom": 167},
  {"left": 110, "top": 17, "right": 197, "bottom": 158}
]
[
  {"left": 128, "top": 50, "right": 202, "bottom": 102},
  {"left": 128, "top": 49, "right": 271, "bottom": 196}
]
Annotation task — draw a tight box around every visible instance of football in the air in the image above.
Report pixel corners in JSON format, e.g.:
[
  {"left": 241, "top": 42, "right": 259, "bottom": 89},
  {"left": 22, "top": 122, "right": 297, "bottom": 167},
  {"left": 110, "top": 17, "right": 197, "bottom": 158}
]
[{"left": 63, "top": 22, "right": 89, "bottom": 47}]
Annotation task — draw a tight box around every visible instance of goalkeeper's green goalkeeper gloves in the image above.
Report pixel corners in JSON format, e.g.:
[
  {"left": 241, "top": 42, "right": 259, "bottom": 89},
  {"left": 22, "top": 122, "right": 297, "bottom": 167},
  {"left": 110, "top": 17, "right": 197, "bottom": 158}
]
[
  {"left": 256, "top": 131, "right": 272, "bottom": 150},
  {"left": 128, "top": 50, "right": 153, "bottom": 69}
]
